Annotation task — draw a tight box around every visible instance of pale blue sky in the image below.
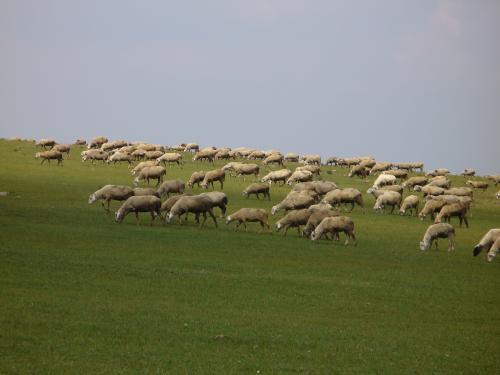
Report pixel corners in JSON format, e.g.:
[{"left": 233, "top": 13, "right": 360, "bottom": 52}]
[{"left": 1, "top": 1, "right": 499, "bottom": 174}]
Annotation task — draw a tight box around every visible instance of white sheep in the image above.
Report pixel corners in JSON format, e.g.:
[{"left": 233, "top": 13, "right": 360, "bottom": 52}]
[
  {"left": 419, "top": 223, "right": 455, "bottom": 251},
  {"left": 310, "top": 216, "right": 356, "bottom": 245},
  {"left": 472, "top": 229, "right": 500, "bottom": 256},
  {"left": 226, "top": 208, "right": 270, "bottom": 232}
]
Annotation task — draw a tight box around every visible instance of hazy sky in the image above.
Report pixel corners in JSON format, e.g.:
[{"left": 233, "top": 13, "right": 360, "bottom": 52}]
[{"left": 1, "top": 0, "right": 499, "bottom": 174}]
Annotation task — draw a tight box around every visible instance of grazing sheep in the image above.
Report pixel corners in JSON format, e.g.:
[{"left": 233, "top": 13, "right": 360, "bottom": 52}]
[
  {"left": 88, "top": 136, "right": 108, "bottom": 149},
  {"left": 233, "top": 163, "right": 260, "bottom": 180},
  {"left": 486, "top": 237, "right": 500, "bottom": 262},
  {"left": 247, "top": 150, "right": 266, "bottom": 160},
  {"left": 184, "top": 143, "right": 199, "bottom": 153},
  {"left": 88, "top": 185, "right": 134, "bottom": 211},
  {"left": 36, "top": 138, "right": 57, "bottom": 149},
  {"left": 402, "top": 176, "right": 428, "bottom": 191},
  {"left": 296, "top": 165, "right": 321, "bottom": 177},
  {"left": 466, "top": 180, "right": 489, "bottom": 191},
  {"left": 102, "top": 141, "right": 127, "bottom": 152},
  {"left": 369, "top": 162, "right": 393, "bottom": 175},
  {"left": 242, "top": 182, "right": 270, "bottom": 200},
  {"left": 131, "top": 161, "right": 156, "bottom": 175},
  {"left": 373, "top": 191, "right": 402, "bottom": 214},
  {"left": 426, "top": 168, "right": 450, "bottom": 177},
  {"left": 221, "top": 162, "right": 244, "bottom": 177},
  {"left": 271, "top": 191, "right": 315, "bottom": 215},
  {"left": 133, "top": 166, "right": 166, "bottom": 187},
  {"left": 337, "top": 157, "right": 361, "bottom": 167},
  {"left": 382, "top": 169, "right": 408, "bottom": 180},
  {"left": 115, "top": 195, "right": 162, "bottom": 225},
  {"left": 443, "top": 187, "right": 473, "bottom": 197},
  {"left": 348, "top": 165, "right": 369, "bottom": 178},
  {"left": 418, "top": 199, "right": 447, "bottom": 221},
  {"left": 302, "top": 155, "right": 321, "bottom": 165},
  {"left": 82, "top": 149, "right": 108, "bottom": 163},
  {"left": 461, "top": 168, "right": 475, "bottom": 177},
  {"left": 419, "top": 223, "right": 455, "bottom": 251},
  {"left": 187, "top": 171, "right": 206, "bottom": 188},
  {"left": 302, "top": 209, "right": 339, "bottom": 238},
  {"left": 427, "top": 176, "right": 451, "bottom": 189},
  {"left": 226, "top": 208, "right": 270, "bottom": 232},
  {"left": 293, "top": 181, "right": 338, "bottom": 196},
  {"left": 275, "top": 209, "right": 313, "bottom": 236},
  {"left": 144, "top": 150, "right": 164, "bottom": 160},
  {"left": 214, "top": 149, "right": 231, "bottom": 160},
  {"left": 409, "top": 162, "right": 424, "bottom": 172},
  {"left": 399, "top": 195, "right": 420, "bottom": 216},
  {"left": 284, "top": 153, "right": 300, "bottom": 163},
  {"left": 358, "top": 159, "right": 376, "bottom": 169},
  {"left": 74, "top": 139, "right": 87, "bottom": 146},
  {"left": 167, "top": 195, "right": 218, "bottom": 227},
  {"left": 263, "top": 153, "right": 284, "bottom": 166},
  {"left": 472, "top": 229, "right": 500, "bottom": 256},
  {"left": 200, "top": 169, "right": 225, "bottom": 189},
  {"left": 286, "top": 170, "right": 313, "bottom": 185},
  {"left": 51, "top": 144, "right": 71, "bottom": 157},
  {"left": 35, "top": 150, "right": 63, "bottom": 165},
  {"left": 160, "top": 194, "right": 192, "bottom": 215},
  {"left": 157, "top": 179, "right": 185, "bottom": 198},
  {"left": 131, "top": 149, "right": 146, "bottom": 160},
  {"left": 434, "top": 203, "right": 469, "bottom": 228},
  {"left": 310, "top": 216, "right": 357, "bottom": 245},
  {"left": 326, "top": 156, "right": 339, "bottom": 166},
  {"left": 193, "top": 150, "right": 217, "bottom": 162},
  {"left": 133, "top": 187, "right": 160, "bottom": 197},
  {"left": 486, "top": 175, "right": 500, "bottom": 186},
  {"left": 371, "top": 174, "right": 396, "bottom": 190},
  {"left": 322, "top": 188, "right": 364, "bottom": 212},
  {"left": 367, "top": 185, "right": 404, "bottom": 198},
  {"left": 261, "top": 169, "right": 292, "bottom": 185},
  {"left": 107, "top": 152, "right": 132, "bottom": 165},
  {"left": 414, "top": 185, "right": 445, "bottom": 197},
  {"left": 156, "top": 152, "right": 183, "bottom": 167},
  {"left": 199, "top": 191, "right": 228, "bottom": 217}
]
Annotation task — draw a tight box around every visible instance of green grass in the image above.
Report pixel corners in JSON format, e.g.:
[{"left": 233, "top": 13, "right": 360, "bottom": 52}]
[{"left": 0, "top": 139, "right": 499, "bottom": 374}]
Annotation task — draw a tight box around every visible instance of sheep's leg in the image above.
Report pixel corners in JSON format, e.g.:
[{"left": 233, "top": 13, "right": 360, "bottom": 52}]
[
  {"left": 351, "top": 231, "right": 357, "bottom": 246},
  {"left": 235, "top": 221, "right": 241, "bottom": 232},
  {"left": 220, "top": 180, "right": 224, "bottom": 189},
  {"left": 208, "top": 209, "right": 218, "bottom": 228},
  {"left": 390, "top": 205, "right": 395, "bottom": 214},
  {"left": 135, "top": 211, "right": 140, "bottom": 225},
  {"left": 448, "top": 233, "right": 455, "bottom": 251},
  {"left": 283, "top": 226, "right": 289, "bottom": 237},
  {"left": 463, "top": 215, "right": 469, "bottom": 228},
  {"left": 344, "top": 232, "right": 349, "bottom": 246},
  {"left": 296, "top": 226, "right": 302, "bottom": 236},
  {"left": 106, "top": 200, "right": 111, "bottom": 211},
  {"left": 200, "top": 212, "right": 207, "bottom": 228},
  {"left": 150, "top": 211, "right": 155, "bottom": 226},
  {"left": 434, "top": 239, "right": 439, "bottom": 250}
]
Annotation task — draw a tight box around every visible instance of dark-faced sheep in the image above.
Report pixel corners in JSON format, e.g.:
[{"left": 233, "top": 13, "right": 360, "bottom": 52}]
[
  {"left": 226, "top": 208, "right": 270, "bottom": 232},
  {"left": 419, "top": 223, "right": 455, "bottom": 251},
  {"left": 36, "top": 138, "right": 57, "bottom": 149},
  {"left": 115, "top": 195, "right": 162, "bottom": 225},
  {"left": 473, "top": 228, "right": 500, "bottom": 256},
  {"left": 88, "top": 185, "right": 134, "bottom": 211}
]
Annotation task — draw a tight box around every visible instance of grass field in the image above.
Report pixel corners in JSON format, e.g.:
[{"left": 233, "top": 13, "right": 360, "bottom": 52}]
[{"left": 1, "top": 139, "right": 499, "bottom": 374}]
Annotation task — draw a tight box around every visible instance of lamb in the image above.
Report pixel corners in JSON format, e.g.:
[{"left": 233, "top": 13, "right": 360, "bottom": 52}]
[
  {"left": 419, "top": 223, "right": 455, "bottom": 251},
  {"left": 399, "top": 195, "right": 420, "bottom": 216},
  {"left": 472, "top": 228, "right": 500, "bottom": 256},
  {"left": 133, "top": 187, "right": 160, "bottom": 197},
  {"left": 322, "top": 188, "right": 364, "bottom": 212},
  {"left": 131, "top": 161, "right": 156, "bottom": 175},
  {"left": 133, "top": 166, "right": 166, "bottom": 187},
  {"left": 286, "top": 170, "right": 313, "bottom": 185},
  {"left": 115, "top": 195, "right": 162, "bottom": 225},
  {"left": 466, "top": 180, "right": 489, "bottom": 191},
  {"left": 51, "top": 144, "right": 71, "bottom": 157},
  {"left": 81, "top": 149, "right": 108, "bottom": 163},
  {"left": 271, "top": 191, "right": 315, "bottom": 215},
  {"left": 157, "top": 179, "right": 185, "bottom": 198},
  {"left": 275, "top": 209, "right": 313, "bottom": 236},
  {"left": 187, "top": 171, "right": 206, "bottom": 188},
  {"left": 373, "top": 191, "right": 402, "bottom": 214},
  {"left": 88, "top": 185, "right": 134, "bottom": 211},
  {"left": 369, "top": 162, "right": 392, "bottom": 175},
  {"left": 88, "top": 136, "right": 108, "bottom": 149},
  {"left": 461, "top": 168, "right": 475, "bottom": 177},
  {"left": 263, "top": 153, "right": 284, "bottom": 166},
  {"left": 401, "top": 176, "right": 428, "bottom": 191},
  {"left": 200, "top": 169, "right": 225, "bottom": 189},
  {"left": 296, "top": 165, "right": 321, "bottom": 177},
  {"left": 193, "top": 150, "right": 217, "bottom": 162},
  {"left": 261, "top": 169, "right": 292, "bottom": 185},
  {"left": 199, "top": 191, "right": 228, "bottom": 217},
  {"left": 302, "top": 209, "right": 339, "bottom": 238},
  {"left": 36, "top": 138, "right": 57, "bottom": 149},
  {"left": 35, "top": 150, "right": 63, "bottom": 165},
  {"left": 486, "top": 237, "right": 500, "bottom": 262},
  {"left": 107, "top": 152, "right": 132, "bottom": 165},
  {"left": 414, "top": 185, "right": 445, "bottom": 197},
  {"left": 348, "top": 165, "right": 369, "bottom": 178},
  {"left": 418, "top": 199, "right": 447, "bottom": 221},
  {"left": 371, "top": 174, "right": 396, "bottom": 190},
  {"left": 434, "top": 203, "right": 469, "bottom": 228},
  {"left": 226, "top": 208, "right": 270, "bottom": 232},
  {"left": 156, "top": 152, "right": 183, "bottom": 167},
  {"left": 233, "top": 163, "right": 260, "bottom": 180},
  {"left": 166, "top": 195, "right": 218, "bottom": 227},
  {"left": 284, "top": 153, "right": 300, "bottom": 162},
  {"left": 242, "top": 183, "right": 270, "bottom": 200},
  {"left": 310, "top": 216, "right": 357, "bottom": 245}
]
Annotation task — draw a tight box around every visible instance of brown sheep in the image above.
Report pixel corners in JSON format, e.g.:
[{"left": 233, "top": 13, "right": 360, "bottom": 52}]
[
  {"left": 242, "top": 183, "right": 270, "bottom": 200},
  {"left": 35, "top": 150, "right": 63, "bottom": 165},
  {"left": 187, "top": 171, "right": 206, "bottom": 188},
  {"left": 226, "top": 208, "right": 270, "bottom": 232},
  {"left": 200, "top": 169, "right": 225, "bottom": 189}
]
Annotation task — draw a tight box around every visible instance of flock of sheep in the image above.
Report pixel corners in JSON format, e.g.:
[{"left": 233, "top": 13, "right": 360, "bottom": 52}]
[{"left": 32, "top": 136, "right": 500, "bottom": 262}]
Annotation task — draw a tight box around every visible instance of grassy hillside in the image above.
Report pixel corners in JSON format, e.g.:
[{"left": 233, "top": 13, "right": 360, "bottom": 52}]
[{"left": 1, "top": 139, "right": 499, "bottom": 374}]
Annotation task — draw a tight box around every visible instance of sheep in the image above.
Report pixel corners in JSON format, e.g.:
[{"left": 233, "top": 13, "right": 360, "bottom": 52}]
[
  {"left": 434, "top": 203, "right": 469, "bottom": 228},
  {"left": 427, "top": 177, "right": 451, "bottom": 189},
  {"left": 310, "top": 216, "right": 357, "bottom": 245},
  {"left": 286, "top": 170, "right": 313, "bottom": 185},
  {"left": 414, "top": 185, "right": 445, "bottom": 197},
  {"left": 473, "top": 228, "right": 500, "bottom": 256},
  {"left": 226, "top": 208, "right": 270, "bottom": 232},
  {"left": 51, "top": 144, "right": 71, "bottom": 157},
  {"left": 348, "top": 165, "right": 369, "bottom": 178},
  {"left": 426, "top": 168, "right": 450, "bottom": 177},
  {"left": 486, "top": 237, "right": 500, "bottom": 262},
  {"left": 133, "top": 166, "right": 166, "bottom": 187},
  {"left": 369, "top": 162, "right": 393, "bottom": 175},
  {"left": 157, "top": 179, "right": 185, "bottom": 198},
  {"left": 221, "top": 162, "right": 244, "bottom": 177},
  {"left": 200, "top": 169, "right": 225, "bottom": 189},
  {"left": 296, "top": 165, "right": 321, "bottom": 177},
  {"left": 275, "top": 209, "right": 313, "bottom": 236},
  {"left": 373, "top": 191, "right": 402, "bottom": 214},
  {"left": 88, "top": 136, "right": 108, "bottom": 149},
  {"left": 131, "top": 161, "right": 156, "bottom": 175},
  {"left": 418, "top": 199, "right": 447, "bottom": 221},
  {"left": 233, "top": 163, "right": 260, "bottom": 180},
  {"left": 486, "top": 175, "right": 500, "bottom": 186},
  {"left": 199, "top": 191, "right": 228, "bottom": 217},
  {"left": 35, "top": 150, "right": 63, "bottom": 165},
  {"left": 36, "top": 138, "right": 57, "bottom": 149},
  {"left": 166, "top": 195, "right": 218, "bottom": 227},
  {"left": 367, "top": 185, "right": 404, "bottom": 197},
  {"left": 193, "top": 150, "right": 217, "bottom": 162},
  {"left": 322, "top": 188, "right": 364, "bottom": 212},
  {"left": 302, "top": 208, "right": 339, "bottom": 238},
  {"left": 466, "top": 180, "right": 489, "bottom": 191},
  {"left": 443, "top": 187, "right": 473, "bottom": 197},
  {"left": 247, "top": 150, "right": 266, "bottom": 160},
  {"left": 74, "top": 139, "right": 87, "bottom": 146},
  {"left": 358, "top": 159, "right": 376, "bottom": 169},
  {"left": 242, "top": 183, "right": 270, "bottom": 200},
  {"left": 82, "top": 149, "right": 108, "bottom": 163},
  {"left": 102, "top": 141, "right": 126, "bottom": 152},
  {"left": 293, "top": 181, "right": 338, "bottom": 196},
  {"left": 187, "top": 171, "right": 206, "bottom": 188},
  {"left": 214, "top": 149, "right": 231, "bottom": 160},
  {"left": 382, "top": 169, "right": 408, "bottom": 180},
  {"left": 263, "top": 154, "right": 284, "bottom": 166},
  {"left": 133, "top": 187, "right": 160, "bottom": 197},
  {"left": 284, "top": 153, "right": 300, "bottom": 163},
  {"left": 88, "top": 185, "right": 134, "bottom": 211},
  {"left": 337, "top": 157, "right": 360, "bottom": 167},
  {"left": 401, "top": 176, "right": 428, "bottom": 191},
  {"left": 302, "top": 155, "right": 321, "bottom": 165},
  {"left": 131, "top": 149, "right": 146, "bottom": 160},
  {"left": 409, "top": 162, "right": 424, "bottom": 172},
  {"left": 371, "top": 174, "right": 396, "bottom": 190},
  {"left": 184, "top": 143, "right": 199, "bottom": 153},
  {"left": 156, "top": 152, "right": 183, "bottom": 167},
  {"left": 144, "top": 150, "right": 164, "bottom": 160},
  {"left": 419, "top": 223, "right": 455, "bottom": 251},
  {"left": 261, "top": 169, "right": 292, "bottom": 185},
  {"left": 107, "top": 152, "right": 132, "bottom": 165},
  {"left": 115, "top": 195, "right": 162, "bottom": 225},
  {"left": 326, "top": 156, "right": 339, "bottom": 166},
  {"left": 160, "top": 193, "right": 192, "bottom": 215},
  {"left": 271, "top": 191, "right": 315, "bottom": 215},
  {"left": 461, "top": 168, "right": 475, "bottom": 177},
  {"left": 399, "top": 195, "right": 420, "bottom": 216}
]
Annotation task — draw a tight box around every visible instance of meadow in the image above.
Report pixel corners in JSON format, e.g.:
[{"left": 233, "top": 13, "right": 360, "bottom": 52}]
[{"left": 0, "top": 139, "right": 498, "bottom": 374}]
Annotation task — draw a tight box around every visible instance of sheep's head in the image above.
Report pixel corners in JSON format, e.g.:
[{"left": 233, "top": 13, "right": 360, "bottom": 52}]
[
  {"left": 35, "top": 152, "right": 41, "bottom": 159},
  {"left": 115, "top": 210, "right": 124, "bottom": 223},
  {"left": 275, "top": 222, "right": 283, "bottom": 231},
  {"left": 419, "top": 240, "right": 429, "bottom": 251},
  {"left": 487, "top": 251, "right": 496, "bottom": 263},
  {"left": 271, "top": 205, "right": 278, "bottom": 215},
  {"left": 88, "top": 194, "right": 97, "bottom": 204},
  {"left": 367, "top": 187, "right": 375, "bottom": 194},
  {"left": 225, "top": 216, "right": 232, "bottom": 225},
  {"left": 200, "top": 182, "right": 208, "bottom": 189},
  {"left": 241, "top": 191, "right": 248, "bottom": 197},
  {"left": 133, "top": 178, "right": 140, "bottom": 187},
  {"left": 310, "top": 230, "right": 320, "bottom": 241},
  {"left": 166, "top": 212, "right": 175, "bottom": 223},
  {"left": 414, "top": 185, "right": 422, "bottom": 192},
  {"left": 398, "top": 208, "right": 405, "bottom": 215}
]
